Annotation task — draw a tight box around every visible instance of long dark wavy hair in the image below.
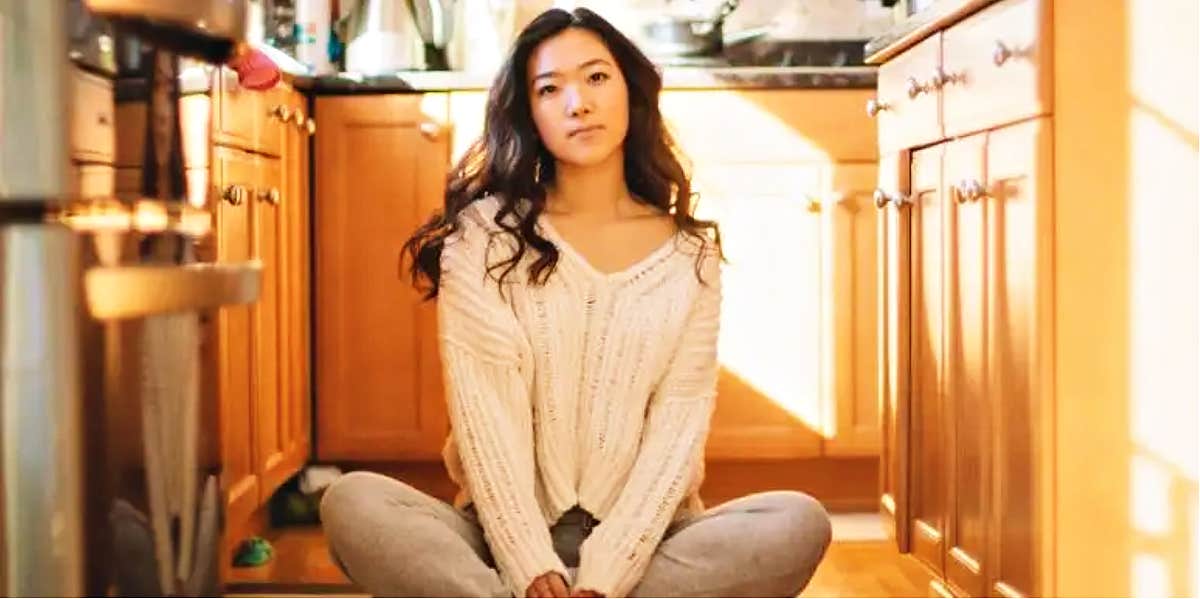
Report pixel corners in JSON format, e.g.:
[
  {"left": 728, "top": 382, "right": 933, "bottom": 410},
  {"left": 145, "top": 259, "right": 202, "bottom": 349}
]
[{"left": 402, "top": 7, "right": 721, "bottom": 300}]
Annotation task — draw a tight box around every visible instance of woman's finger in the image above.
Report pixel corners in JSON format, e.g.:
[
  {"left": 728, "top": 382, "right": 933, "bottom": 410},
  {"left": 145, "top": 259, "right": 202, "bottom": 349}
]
[
  {"left": 528, "top": 578, "right": 546, "bottom": 598},
  {"left": 547, "top": 574, "right": 570, "bottom": 597}
]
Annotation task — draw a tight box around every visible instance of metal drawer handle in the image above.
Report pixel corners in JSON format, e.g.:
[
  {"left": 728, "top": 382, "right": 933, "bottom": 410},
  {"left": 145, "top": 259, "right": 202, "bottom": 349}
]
[
  {"left": 873, "top": 188, "right": 910, "bottom": 209},
  {"left": 419, "top": 121, "right": 442, "bottom": 140},
  {"left": 866, "top": 98, "right": 890, "bottom": 117},
  {"left": 955, "top": 179, "right": 987, "bottom": 203},
  {"left": 305, "top": 118, "right": 317, "bottom": 136},
  {"left": 258, "top": 187, "right": 281, "bottom": 206},
  {"left": 222, "top": 184, "right": 247, "bottom": 205},
  {"left": 993, "top": 41, "right": 1013, "bottom": 66},
  {"left": 270, "top": 104, "right": 292, "bottom": 121},
  {"left": 906, "top": 76, "right": 925, "bottom": 99}
]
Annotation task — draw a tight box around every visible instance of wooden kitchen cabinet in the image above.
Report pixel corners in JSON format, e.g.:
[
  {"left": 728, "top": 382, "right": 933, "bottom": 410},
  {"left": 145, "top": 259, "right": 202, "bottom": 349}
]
[
  {"left": 251, "top": 155, "right": 286, "bottom": 498},
  {"left": 206, "top": 82, "right": 313, "bottom": 544},
  {"left": 870, "top": 3, "right": 1057, "bottom": 588},
  {"left": 211, "top": 145, "right": 260, "bottom": 532},
  {"left": 314, "top": 94, "right": 450, "bottom": 461},
  {"left": 876, "top": 151, "right": 910, "bottom": 551},
  {"left": 692, "top": 164, "right": 826, "bottom": 459},
  {"left": 908, "top": 143, "right": 948, "bottom": 577},
  {"left": 275, "top": 89, "right": 313, "bottom": 493},
  {"left": 660, "top": 90, "right": 880, "bottom": 462},
  {"left": 822, "top": 163, "right": 883, "bottom": 457},
  {"left": 944, "top": 131, "right": 989, "bottom": 597},
  {"left": 983, "top": 117, "right": 1052, "bottom": 599}
]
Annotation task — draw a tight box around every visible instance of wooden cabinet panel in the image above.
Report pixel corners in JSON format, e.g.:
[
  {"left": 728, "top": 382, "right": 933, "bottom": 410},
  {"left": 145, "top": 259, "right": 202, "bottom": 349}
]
[
  {"left": 822, "top": 163, "right": 881, "bottom": 456},
  {"left": 276, "top": 89, "right": 312, "bottom": 485},
  {"left": 253, "top": 156, "right": 286, "bottom": 500},
  {"left": 315, "top": 94, "right": 450, "bottom": 461},
  {"left": 213, "top": 68, "right": 259, "bottom": 154},
  {"left": 876, "top": 34, "right": 943, "bottom": 153},
  {"left": 692, "top": 164, "right": 826, "bottom": 459},
  {"left": 985, "top": 118, "right": 1051, "bottom": 599},
  {"left": 945, "top": 132, "right": 989, "bottom": 597},
  {"left": 877, "top": 151, "right": 911, "bottom": 551},
  {"left": 211, "top": 145, "right": 259, "bottom": 530},
  {"left": 213, "top": 69, "right": 285, "bottom": 157},
  {"left": 70, "top": 68, "right": 115, "bottom": 163},
  {"left": 908, "top": 143, "right": 948, "bottom": 576},
  {"left": 660, "top": 89, "right": 878, "bottom": 163},
  {"left": 941, "top": 0, "right": 1050, "bottom": 137}
]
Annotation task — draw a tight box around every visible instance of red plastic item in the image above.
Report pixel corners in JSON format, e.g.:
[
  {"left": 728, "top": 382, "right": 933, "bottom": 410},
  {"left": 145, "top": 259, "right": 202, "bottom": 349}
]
[{"left": 227, "top": 45, "right": 281, "bottom": 90}]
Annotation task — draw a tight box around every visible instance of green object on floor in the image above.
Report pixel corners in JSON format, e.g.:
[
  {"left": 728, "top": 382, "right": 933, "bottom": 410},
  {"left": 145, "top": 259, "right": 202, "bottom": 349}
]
[{"left": 232, "top": 536, "right": 273, "bottom": 567}]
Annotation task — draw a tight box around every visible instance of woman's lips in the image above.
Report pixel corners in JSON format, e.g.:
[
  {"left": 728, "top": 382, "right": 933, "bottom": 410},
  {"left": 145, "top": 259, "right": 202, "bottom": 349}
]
[{"left": 568, "top": 124, "right": 605, "bottom": 138}]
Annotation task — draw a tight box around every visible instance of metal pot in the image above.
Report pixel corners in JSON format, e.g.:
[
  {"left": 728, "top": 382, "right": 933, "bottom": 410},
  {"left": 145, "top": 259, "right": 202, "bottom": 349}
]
[
  {"left": 640, "top": 0, "right": 745, "bottom": 58},
  {"left": 337, "top": 0, "right": 423, "bottom": 73}
]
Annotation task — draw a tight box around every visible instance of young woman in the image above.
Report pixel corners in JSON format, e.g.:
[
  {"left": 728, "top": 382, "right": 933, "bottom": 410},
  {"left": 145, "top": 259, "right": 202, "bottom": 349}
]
[{"left": 320, "top": 8, "right": 832, "bottom": 598}]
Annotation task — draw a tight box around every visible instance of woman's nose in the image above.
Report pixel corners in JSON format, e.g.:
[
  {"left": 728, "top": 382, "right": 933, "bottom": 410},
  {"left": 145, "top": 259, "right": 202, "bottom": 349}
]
[{"left": 565, "top": 86, "right": 593, "bottom": 117}]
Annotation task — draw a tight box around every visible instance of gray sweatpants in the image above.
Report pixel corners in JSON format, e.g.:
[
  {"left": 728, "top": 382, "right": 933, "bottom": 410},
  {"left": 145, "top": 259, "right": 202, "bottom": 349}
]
[{"left": 320, "top": 471, "right": 832, "bottom": 597}]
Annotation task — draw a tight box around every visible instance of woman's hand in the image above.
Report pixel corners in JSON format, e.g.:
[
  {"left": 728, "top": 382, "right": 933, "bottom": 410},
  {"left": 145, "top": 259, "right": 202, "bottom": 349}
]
[
  {"left": 527, "top": 572, "right": 570, "bottom": 597},
  {"left": 571, "top": 589, "right": 605, "bottom": 598}
]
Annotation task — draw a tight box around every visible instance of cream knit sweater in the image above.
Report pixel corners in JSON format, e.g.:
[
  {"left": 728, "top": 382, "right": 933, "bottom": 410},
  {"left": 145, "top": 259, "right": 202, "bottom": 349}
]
[{"left": 436, "top": 196, "right": 721, "bottom": 598}]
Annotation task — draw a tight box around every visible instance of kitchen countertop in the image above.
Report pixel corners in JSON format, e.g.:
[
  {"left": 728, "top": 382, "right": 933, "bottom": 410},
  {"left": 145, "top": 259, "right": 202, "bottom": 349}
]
[
  {"left": 864, "top": 0, "right": 995, "bottom": 64},
  {"left": 292, "top": 65, "right": 877, "bottom": 93}
]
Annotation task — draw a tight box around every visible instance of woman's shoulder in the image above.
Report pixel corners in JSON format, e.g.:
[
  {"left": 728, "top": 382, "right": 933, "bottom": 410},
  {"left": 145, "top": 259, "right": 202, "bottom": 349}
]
[{"left": 456, "top": 194, "right": 530, "bottom": 234}]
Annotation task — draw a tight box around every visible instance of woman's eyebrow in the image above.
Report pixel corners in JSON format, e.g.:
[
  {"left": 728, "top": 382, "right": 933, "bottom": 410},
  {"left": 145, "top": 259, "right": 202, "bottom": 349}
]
[{"left": 532, "top": 58, "right": 614, "bottom": 83}]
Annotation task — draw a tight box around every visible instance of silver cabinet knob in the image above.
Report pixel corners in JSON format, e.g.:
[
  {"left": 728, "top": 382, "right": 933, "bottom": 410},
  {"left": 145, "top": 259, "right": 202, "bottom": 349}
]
[
  {"left": 873, "top": 188, "right": 909, "bottom": 209},
  {"left": 258, "top": 187, "right": 281, "bottom": 206},
  {"left": 955, "top": 179, "right": 987, "bottom": 203},
  {"left": 866, "top": 98, "right": 890, "bottom": 117},
  {"left": 993, "top": 41, "right": 1013, "bottom": 66},
  {"left": 419, "top": 121, "right": 442, "bottom": 140},
  {"left": 906, "top": 76, "right": 923, "bottom": 99},
  {"left": 222, "top": 184, "right": 247, "bottom": 205}
]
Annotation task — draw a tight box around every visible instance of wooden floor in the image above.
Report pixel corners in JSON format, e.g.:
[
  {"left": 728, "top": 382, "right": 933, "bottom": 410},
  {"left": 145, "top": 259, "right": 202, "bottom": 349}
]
[{"left": 224, "top": 524, "right": 931, "bottom": 597}]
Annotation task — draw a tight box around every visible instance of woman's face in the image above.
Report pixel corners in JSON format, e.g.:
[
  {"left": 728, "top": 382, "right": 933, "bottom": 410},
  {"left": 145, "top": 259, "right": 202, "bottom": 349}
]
[{"left": 526, "top": 27, "right": 629, "bottom": 169}]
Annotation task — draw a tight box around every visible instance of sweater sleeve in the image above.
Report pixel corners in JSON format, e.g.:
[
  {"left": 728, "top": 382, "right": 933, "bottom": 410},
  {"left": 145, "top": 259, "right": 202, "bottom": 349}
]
[
  {"left": 438, "top": 205, "right": 568, "bottom": 597},
  {"left": 574, "top": 252, "right": 722, "bottom": 598}
]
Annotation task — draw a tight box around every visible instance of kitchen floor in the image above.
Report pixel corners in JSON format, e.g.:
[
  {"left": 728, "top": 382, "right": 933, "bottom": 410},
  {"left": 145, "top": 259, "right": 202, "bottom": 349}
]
[{"left": 224, "top": 514, "right": 931, "bottom": 598}]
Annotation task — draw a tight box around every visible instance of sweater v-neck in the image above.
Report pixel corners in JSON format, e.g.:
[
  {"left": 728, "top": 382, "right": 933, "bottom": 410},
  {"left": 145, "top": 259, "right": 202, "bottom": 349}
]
[{"left": 537, "top": 213, "right": 680, "bottom": 284}]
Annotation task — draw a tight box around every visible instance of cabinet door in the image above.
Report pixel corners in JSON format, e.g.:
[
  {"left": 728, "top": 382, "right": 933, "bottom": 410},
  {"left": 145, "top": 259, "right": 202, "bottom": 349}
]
[
  {"left": 254, "top": 156, "right": 288, "bottom": 499},
  {"left": 822, "top": 163, "right": 881, "bottom": 456},
  {"left": 985, "top": 118, "right": 1052, "bottom": 599},
  {"left": 909, "top": 143, "right": 949, "bottom": 576},
  {"left": 944, "top": 132, "right": 990, "bottom": 597},
  {"left": 212, "top": 146, "right": 259, "bottom": 529},
  {"left": 315, "top": 94, "right": 450, "bottom": 461},
  {"left": 278, "top": 90, "right": 312, "bottom": 478},
  {"left": 877, "top": 151, "right": 911, "bottom": 552},
  {"left": 693, "top": 164, "right": 825, "bottom": 460}
]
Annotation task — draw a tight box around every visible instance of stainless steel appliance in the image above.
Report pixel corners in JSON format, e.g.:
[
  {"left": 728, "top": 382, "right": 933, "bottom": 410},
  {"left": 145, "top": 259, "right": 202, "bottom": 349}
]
[{"left": 0, "top": 0, "right": 260, "bottom": 596}]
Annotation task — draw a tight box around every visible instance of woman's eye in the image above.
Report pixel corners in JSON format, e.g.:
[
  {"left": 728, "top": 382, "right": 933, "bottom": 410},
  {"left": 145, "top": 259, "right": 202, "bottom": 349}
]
[
  {"left": 536, "top": 84, "right": 558, "bottom": 97},
  {"left": 588, "top": 71, "right": 610, "bottom": 84}
]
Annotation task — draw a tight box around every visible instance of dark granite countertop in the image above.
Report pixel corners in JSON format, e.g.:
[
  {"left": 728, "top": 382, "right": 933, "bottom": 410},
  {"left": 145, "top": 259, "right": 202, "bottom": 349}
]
[
  {"left": 111, "top": 40, "right": 876, "bottom": 98},
  {"left": 292, "top": 65, "right": 876, "bottom": 93}
]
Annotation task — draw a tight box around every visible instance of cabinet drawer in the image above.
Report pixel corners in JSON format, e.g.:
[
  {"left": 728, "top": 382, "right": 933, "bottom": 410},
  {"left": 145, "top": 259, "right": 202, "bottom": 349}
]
[
  {"left": 214, "top": 70, "right": 284, "bottom": 157},
  {"left": 876, "top": 34, "right": 943, "bottom": 153},
  {"left": 661, "top": 89, "right": 878, "bottom": 163},
  {"left": 941, "top": 0, "right": 1050, "bottom": 137},
  {"left": 70, "top": 69, "right": 115, "bottom": 163}
]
